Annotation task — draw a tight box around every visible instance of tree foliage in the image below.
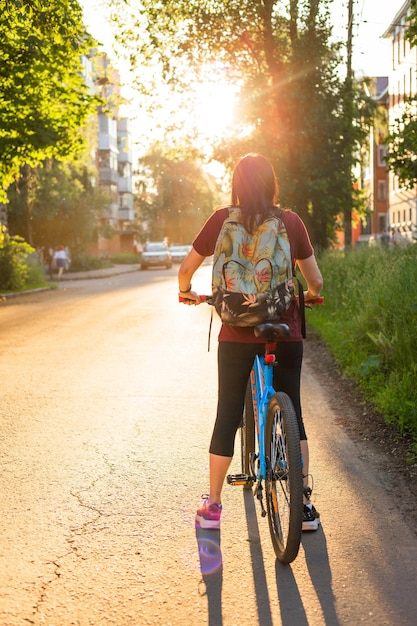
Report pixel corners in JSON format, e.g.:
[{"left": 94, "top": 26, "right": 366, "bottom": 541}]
[
  {"left": 405, "top": 0, "right": 417, "bottom": 47},
  {"left": 108, "top": 0, "right": 374, "bottom": 249},
  {"left": 7, "top": 156, "right": 108, "bottom": 254},
  {"left": 135, "top": 149, "right": 221, "bottom": 243},
  {"left": 0, "top": 0, "right": 99, "bottom": 202},
  {"left": 385, "top": 4, "right": 417, "bottom": 189},
  {"left": 385, "top": 96, "right": 417, "bottom": 189}
]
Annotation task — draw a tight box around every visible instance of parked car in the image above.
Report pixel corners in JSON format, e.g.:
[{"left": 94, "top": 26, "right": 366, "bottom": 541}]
[
  {"left": 141, "top": 242, "right": 172, "bottom": 270},
  {"left": 169, "top": 244, "right": 192, "bottom": 263}
]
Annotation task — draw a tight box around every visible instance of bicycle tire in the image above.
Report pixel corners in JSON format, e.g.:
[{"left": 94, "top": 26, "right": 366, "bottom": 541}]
[
  {"left": 240, "top": 379, "right": 255, "bottom": 488},
  {"left": 264, "top": 392, "right": 303, "bottom": 564}
]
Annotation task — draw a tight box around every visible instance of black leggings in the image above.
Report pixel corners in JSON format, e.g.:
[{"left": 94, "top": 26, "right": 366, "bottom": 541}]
[{"left": 209, "top": 341, "right": 305, "bottom": 457}]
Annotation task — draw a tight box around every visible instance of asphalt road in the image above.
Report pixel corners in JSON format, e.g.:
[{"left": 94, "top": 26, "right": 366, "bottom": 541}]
[{"left": 0, "top": 266, "right": 416, "bottom": 626}]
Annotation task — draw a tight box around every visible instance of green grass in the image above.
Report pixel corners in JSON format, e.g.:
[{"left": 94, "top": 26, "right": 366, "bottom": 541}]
[
  {"left": 69, "top": 255, "right": 113, "bottom": 272},
  {"left": 108, "top": 253, "right": 140, "bottom": 264},
  {"left": 307, "top": 245, "right": 417, "bottom": 457}
]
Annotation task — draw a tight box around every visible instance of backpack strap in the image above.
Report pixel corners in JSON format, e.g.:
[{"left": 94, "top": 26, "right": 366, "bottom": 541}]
[{"left": 297, "top": 278, "right": 306, "bottom": 339}]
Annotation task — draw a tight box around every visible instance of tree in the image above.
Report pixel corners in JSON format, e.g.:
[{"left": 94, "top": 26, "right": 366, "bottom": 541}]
[
  {"left": 385, "top": 96, "right": 417, "bottom": 189},
  {"left": 108, "top": 0, "right": 374, "bottom": 249},
  {"left": 7, "top": 156, "right": 108, "bottom": 254},
  {"left": 135, "top": 149, "right": 221, "bottom": 243},
  {"left": 0, "top": 0, "right": 99, "bottom": 202}
]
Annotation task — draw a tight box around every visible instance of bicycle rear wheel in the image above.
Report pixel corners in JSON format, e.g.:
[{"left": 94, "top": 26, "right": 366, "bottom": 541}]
[
  {"left": 240, "top": 379, "right": 255, "bottom": 488},
  {"left": 265, "top": 392, "right": 303, "bottom": 564}
]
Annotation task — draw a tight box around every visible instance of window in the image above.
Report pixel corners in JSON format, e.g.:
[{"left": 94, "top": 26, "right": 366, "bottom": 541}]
[
  {"left": 99, "top": 115, "right": 110, "bottom": 133},
  {"left": 377, "top": 181, "right": 386, "bottom": 202},
  {"left": 378, "top": 215, "right": 386, "bottom": 232},
  {"left": 118, "top": 162, "right": 132, "bottom": 178},
  {"left": 98, "top": 151, "right": 110, "bottom": 168},
  {"left": 377, "top": 146, "right": 387, "bottom": 167}
]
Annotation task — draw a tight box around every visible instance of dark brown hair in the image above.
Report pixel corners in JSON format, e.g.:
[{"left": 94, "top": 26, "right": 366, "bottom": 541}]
[{"left": 231, "top": 153, "right": 279, "bottom": 232}]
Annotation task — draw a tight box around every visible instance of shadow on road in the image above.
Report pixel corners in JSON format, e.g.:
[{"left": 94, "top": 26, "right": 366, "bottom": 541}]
[
  {"left": 243, "top": 490, "right": 339, "bottom": 626},
  {"left": 273, "top": 526, "right": 339, "bottom": 625},
  {"left": 301, "top": 525, "right": 340, "bottom": 625},
  {"left": 196, "top": 527, "right": 223, "bottom": 625},
  {"left": 243, "top": 489, "right": 274, "bottom": 626}
]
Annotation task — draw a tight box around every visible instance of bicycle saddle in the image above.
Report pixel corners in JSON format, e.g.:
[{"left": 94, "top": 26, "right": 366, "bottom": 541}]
[{"left": 254, "top": 323, "right": 290, "bottom": 339}]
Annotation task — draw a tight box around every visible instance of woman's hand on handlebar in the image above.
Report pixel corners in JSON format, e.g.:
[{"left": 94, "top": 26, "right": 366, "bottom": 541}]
[
  {"left": 178, "top": 290, "right": 202, "bottom": 305},
  {"left": 303, "top": 290, "right": 324, "bottom": 305}
]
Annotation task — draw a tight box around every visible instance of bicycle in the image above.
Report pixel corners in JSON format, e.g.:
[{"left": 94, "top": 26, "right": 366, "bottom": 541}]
[{"left": 180, "top": 293, "right": 323, "bottom": 564}]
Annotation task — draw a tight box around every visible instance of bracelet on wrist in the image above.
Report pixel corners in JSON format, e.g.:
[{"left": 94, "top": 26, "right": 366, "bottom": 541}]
[{"left": 179, "top": 285, "right": 192, "bottom": 294}]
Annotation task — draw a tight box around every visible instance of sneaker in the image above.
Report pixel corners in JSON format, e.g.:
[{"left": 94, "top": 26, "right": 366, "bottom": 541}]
[
  {"left": 302, "top": 503, "right": 320, "bottom": 531},
  {"left": 195, "top": 495, "right": 222, "bottom": 529},
  {"left": 302, "top": 485, "right": 320, "bottom": 531}
]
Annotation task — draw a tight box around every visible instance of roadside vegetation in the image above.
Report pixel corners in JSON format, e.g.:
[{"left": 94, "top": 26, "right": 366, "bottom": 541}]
[
  {"left": 0, "top": 243, "right": 143, "bottom": 292},
  {"left": 307, "top": 245, "right": 417, "bottom": 459},
  {"left": 59, "top": 252, "right": 140, "bottom": 273},
  {"left": 0, "top": 225, "right": 37, "bottom": 292}
]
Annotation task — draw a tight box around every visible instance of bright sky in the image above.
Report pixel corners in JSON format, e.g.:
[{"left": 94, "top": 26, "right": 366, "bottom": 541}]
[
  {"left": 332, "top": 0, "right": 407, "bottom": 76},
  {"left": 80, "top": 0, "right": 407, "bottom": 76}
]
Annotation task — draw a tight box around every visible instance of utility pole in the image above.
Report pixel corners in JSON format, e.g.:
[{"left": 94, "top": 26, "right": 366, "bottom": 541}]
[{"left": 343, "top": 0, "right": 354, "bottom": 249}]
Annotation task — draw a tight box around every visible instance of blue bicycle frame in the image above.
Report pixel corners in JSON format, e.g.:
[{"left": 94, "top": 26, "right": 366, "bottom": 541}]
[{"left": 250, "top": 348, "right": 277, "bottom": 482}]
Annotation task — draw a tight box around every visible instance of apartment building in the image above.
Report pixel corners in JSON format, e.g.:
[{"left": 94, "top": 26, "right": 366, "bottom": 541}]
[
  {"left": 79, "top": 51, "right": 135, "bottom": 254},
  {"left": 117, "top": 118, "right": 134, "bottom": 223},
  {"left": 94, "top": 53, "right": 134, "bottom": 227},
  {"left": 357, "top": 77, "right": 389, "bottom": 246},
  {"left": 384, "top": 0, "right": 417, "bottom": 243}
]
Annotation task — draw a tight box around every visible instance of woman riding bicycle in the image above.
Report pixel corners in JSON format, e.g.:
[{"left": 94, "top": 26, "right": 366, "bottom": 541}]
[{"left": 178, "top": 153, "right": 323, "bottom": 531}]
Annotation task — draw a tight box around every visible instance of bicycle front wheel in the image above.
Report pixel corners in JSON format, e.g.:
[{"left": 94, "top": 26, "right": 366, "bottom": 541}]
[{"left": 265, "top": 392, "right": 303, "bottom": 564}]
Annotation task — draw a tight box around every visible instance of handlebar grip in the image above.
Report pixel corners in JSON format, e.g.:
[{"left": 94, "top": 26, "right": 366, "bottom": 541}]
[
  {"left": 179, "top": 295, "right": 211, "bottom": 304},
  {"left": 306, "top": 296, "right": 324, "bottom": 305}
]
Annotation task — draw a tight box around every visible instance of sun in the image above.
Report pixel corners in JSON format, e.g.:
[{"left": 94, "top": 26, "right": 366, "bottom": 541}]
[
  {"left": 179, "top": 62, "right": 240, "bottom": 153},
  {"left": 193, "top": 79, "right": 238, "bottom": 140}
]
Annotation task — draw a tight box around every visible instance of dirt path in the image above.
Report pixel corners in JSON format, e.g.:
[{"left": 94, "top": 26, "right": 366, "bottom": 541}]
[{"left": 304, "top": 330, "right": 417, "bottom": 534}]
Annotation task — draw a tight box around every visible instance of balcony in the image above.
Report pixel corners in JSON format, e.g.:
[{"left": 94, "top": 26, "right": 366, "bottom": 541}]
[
  {"left": 118, "top": 206, "right": 135, "bottom": 221},
  {"left": 99, "top": 167, "right": 119, "bottom": 185}
]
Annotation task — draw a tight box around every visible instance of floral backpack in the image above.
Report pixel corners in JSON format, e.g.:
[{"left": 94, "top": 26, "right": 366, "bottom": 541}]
[{"left": 211, "top": 207, "right": 295, "bottom": 326}]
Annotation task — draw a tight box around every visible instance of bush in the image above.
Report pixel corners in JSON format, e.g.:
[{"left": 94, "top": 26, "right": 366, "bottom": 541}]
[
  {"left": 0, "top": 225, "right": 35, "bottom": 290},
  {"left": 26, "top": 252, "right": 49, "bottom": 288},
  {"left": 308, "top": 245, "right": 417, "bottom": 441},
  {"left": 69, "top": 254, "right": 113, "bottom": 272},
  {"left": 108, "top": 253, "right": 140, "bottom": 264}
]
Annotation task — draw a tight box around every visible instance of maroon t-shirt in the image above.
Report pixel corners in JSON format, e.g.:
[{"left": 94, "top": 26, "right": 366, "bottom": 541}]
[{"left": 193, "top": 207, "right": 314, "bottom": 343}]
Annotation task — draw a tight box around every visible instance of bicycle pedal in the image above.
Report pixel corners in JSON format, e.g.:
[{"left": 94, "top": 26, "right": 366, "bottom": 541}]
[{"left": 227, "top": 473, "right": 253, "bottom": 486}]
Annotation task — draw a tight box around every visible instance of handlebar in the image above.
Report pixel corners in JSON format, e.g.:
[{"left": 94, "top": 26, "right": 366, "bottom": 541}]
[
  {"left": 304, "top": 296, "right": 324, "bottom": 308},
  {"left": 179, "top": 295, "right": 324, "bottom": 306},
  {"left": 179, "top": 295, "right": 213, "bottom": 304}
]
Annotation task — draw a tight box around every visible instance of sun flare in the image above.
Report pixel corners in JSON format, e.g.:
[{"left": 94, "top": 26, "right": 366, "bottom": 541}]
[{"left": 193, "top": 80, "right": 237, "bottom": 140}]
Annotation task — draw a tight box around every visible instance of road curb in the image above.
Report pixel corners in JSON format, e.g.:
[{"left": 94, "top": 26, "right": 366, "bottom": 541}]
[
  {"left": 1, "top": 286, "right": 53, "bottom": 300},
  {"left": 1, "top": 265, "right": 140, "bottom": 299}
]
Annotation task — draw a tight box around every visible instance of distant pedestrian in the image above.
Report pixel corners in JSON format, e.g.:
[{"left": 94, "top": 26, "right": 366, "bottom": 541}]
[
  {"left": 53, "top": 246, "right": 69, "bottom": 280},
  {"left": 64, "top": 246, "right": 71, "bottom": 270},
  {"left": 133, "top": 238, "right": 142, "bottom": 255},
  {"left": 45, "top": 247, "right": 54, "bottom": 280},
  {"left": 391, "top": 228, "right": 401, "bottom": 248},
  {"left": 380, "top": 230, "right": 390, "bottom": 247}
]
